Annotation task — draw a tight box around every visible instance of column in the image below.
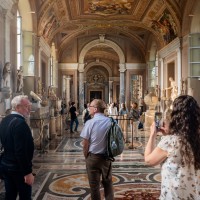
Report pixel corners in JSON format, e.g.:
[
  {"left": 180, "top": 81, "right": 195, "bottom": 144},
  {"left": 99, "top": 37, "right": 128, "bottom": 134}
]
[
  {"left": 38, "top": 46, "right": 41, "bottom": 77},
  {"left": 109, "top": 81, "right": 113, "bottom": 103},
  {"left": 65, "top": 76, "right": 71, "bottom": 110},
  {"left": 4, "top": 10, "right": 12, "bottom": 62},
  {"left": 177, "top": 47, "right": 182, "bottom": 95},
  {"left": 84, "top": 81, "right": 87, "bottom": 103},
  {"left": 159, "top": 58, "right": 164, "bottom": 91},
  {"left": 119, "top": 64, "right": 126, "bottom": 104},
  {"left": 78, "top": 63, "right": 85, "bottom": 113},
  {"left": 79, "top": 70, "right": 84, "bottom": 113},
  {"left": 62, "top": 75, "right": 66, "bottom": 99},
  {"left": 105, "top": 83, "right": 108, "bottom": 103},
  {"left": 1, "top": 10, "right": 6, "bottom": 67}
]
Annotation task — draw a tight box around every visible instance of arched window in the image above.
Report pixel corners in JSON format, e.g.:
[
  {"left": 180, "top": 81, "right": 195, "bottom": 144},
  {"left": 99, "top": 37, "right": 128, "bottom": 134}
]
[
  {"left": 28, "top": 54, "right": 34, "bottom": 75},
  {"left": 148, "top": 61, "right": 157, "bottom": 87},
  {"left": 17, "top": 10, "right": 22, "bottom": 70},
  {"left": 50, "top": 55, "right": 53, "bottom": 86}
]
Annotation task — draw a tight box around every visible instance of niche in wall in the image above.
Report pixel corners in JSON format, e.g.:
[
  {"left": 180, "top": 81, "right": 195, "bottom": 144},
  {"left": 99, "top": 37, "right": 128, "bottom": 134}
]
[{"left": 167, "top": 61, "right": 175, "bottom": 86}]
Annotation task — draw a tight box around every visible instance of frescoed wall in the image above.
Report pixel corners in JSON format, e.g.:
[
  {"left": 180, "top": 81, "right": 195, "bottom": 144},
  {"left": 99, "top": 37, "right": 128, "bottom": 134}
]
[{"left": 151, "top": 10, "right": 177, "bottom": 44}]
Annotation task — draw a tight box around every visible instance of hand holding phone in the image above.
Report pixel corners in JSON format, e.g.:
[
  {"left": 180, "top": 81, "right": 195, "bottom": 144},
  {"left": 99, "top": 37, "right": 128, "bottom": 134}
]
[{"left": 155, "top": 112, "right": 163, "bottom": 131}]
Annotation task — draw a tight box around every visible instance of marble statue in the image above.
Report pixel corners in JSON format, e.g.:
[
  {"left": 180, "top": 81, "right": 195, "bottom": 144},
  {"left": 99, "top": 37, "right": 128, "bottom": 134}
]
[
  {"left": 30, "top": 91, "right": 42, "bottom": 102},
  {"left": 2, "top": 62, "right": 11, "bottom": 88},
  {"left": 155, "top": 85, "right": 161, "bottom": 99},
  {"left": 181, "top": 78, "right": 187, "bottom": 95},
  {"left": 165, "top": 77, "right": 177, "bottom": 101},
  {"left": 16, "top": 66, "right": 23, "bottom": 93},
  {"left": 48, "top": 86, "right": 57, "bottom": 100}
]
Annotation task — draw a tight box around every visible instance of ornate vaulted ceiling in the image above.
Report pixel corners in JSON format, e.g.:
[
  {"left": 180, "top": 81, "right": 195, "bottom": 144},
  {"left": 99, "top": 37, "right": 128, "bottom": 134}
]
[{"left": 31, "top": 0, "right": 194, "bottom": 63}]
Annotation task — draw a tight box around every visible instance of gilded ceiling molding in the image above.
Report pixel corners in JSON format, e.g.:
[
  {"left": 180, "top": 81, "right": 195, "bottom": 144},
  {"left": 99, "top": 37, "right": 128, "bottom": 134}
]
[{"left": 79, "top": 39, "right": 125, "bottom": 66}]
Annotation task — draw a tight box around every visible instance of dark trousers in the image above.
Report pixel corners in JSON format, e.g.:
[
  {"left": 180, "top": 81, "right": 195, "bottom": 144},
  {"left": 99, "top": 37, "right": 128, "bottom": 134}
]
[
  {"left": 70, "top": 118, "right": 79, "bottom": 132},
  {"left": 3, "top": 166, "right": 32, "bottom": 200},
  {"left": 86, "top": 153, "right": 114, "bottom": 200}
]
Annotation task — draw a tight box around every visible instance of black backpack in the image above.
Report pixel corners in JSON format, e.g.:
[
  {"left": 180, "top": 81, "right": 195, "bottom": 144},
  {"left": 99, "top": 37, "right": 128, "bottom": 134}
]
[
  {"left": 105, "top": 117, "right": 125, "bottom": 161},
  {"left": 84, "top": 109, "right": 91, "bottom": 123}
]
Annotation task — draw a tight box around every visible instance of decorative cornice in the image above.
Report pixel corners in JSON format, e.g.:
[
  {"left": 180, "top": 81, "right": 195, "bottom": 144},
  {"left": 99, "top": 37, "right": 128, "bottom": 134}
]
[
  {"left": 58, "top": 63, "right": 78, "bottom": 70},
  {"left": 39, "top": 37, "right": 51, "bottom": 57},
  {"left": 158, "top": 37, "right": 181, "bottom": 58},
  {"left": 126, "top": 63, "right": 147, "bottom": 69}
]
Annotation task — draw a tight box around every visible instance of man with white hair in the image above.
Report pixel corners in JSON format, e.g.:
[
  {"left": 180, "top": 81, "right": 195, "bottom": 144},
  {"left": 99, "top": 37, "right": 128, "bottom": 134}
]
[{"left": 0, "top": 95, "right": 34, "bottom": 200}]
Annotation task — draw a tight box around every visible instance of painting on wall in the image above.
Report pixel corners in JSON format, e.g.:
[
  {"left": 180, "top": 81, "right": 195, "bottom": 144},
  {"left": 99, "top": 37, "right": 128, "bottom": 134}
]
[
  {"left": 41, "top": 9, "right": 60, "bottom": 39},
  {"left": 151, "top": 10, "right": 177, "bottom": 45},
  {"left": 84, "top": 0, "right": 133, "bottom": 15}
]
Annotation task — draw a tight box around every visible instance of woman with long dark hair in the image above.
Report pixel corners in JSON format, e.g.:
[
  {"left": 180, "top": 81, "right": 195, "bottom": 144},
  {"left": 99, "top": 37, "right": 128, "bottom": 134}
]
[{"left": 145, "top": 95, "right": 200, "bottom": 199}]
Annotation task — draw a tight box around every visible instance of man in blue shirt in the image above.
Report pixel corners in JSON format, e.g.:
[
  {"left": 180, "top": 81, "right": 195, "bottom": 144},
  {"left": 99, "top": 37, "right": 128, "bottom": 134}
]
[{"left": 80, "top": 99, "right": 114, "bottom": 200}]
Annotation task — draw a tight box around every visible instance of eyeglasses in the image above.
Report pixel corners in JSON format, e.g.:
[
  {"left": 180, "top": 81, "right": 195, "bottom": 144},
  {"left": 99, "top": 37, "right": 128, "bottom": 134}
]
[{"left": 89, "top": 105, "right": 96, "bottom": 108}]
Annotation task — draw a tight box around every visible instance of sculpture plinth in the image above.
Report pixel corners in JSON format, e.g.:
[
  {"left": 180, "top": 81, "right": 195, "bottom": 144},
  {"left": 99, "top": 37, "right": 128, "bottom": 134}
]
[{"left": 144, "top": 92, "right": 158, "bottom": 130}]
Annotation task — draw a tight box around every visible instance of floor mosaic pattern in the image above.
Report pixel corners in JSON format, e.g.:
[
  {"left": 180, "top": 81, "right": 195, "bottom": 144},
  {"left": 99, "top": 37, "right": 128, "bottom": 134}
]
[{"left": 0, "top": 122, "right": 161, "bottom": 200}]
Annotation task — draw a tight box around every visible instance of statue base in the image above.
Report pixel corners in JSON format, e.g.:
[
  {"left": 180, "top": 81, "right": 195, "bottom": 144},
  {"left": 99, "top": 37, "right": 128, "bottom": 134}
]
[{"left": 144, "top": 109, "right": 156, "bottom": 131}]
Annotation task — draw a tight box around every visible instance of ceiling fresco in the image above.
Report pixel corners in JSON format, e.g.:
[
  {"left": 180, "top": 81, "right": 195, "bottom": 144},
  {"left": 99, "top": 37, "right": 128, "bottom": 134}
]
[
  {"left": 84, "top": 0, "right": 134, "bottom": 15},
  {"left": 32, "top": 0, "right": 194, "bottom": 62}
]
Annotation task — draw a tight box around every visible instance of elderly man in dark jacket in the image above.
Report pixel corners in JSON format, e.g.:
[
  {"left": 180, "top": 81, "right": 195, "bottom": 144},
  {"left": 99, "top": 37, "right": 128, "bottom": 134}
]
[{"left": 0, "top": 95, "right": 34, "bottom": 200}]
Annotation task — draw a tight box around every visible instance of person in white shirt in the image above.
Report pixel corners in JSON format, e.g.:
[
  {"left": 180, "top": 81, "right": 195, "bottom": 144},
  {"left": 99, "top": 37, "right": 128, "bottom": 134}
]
[{"left": 108, "top": 102, "right": 118, "bottom": 121}]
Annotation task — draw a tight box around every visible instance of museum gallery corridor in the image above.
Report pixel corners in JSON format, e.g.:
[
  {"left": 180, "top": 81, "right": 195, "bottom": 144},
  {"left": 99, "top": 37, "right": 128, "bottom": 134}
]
[{"left": 0, "top": 120, "right": 161, "bottom": 200}]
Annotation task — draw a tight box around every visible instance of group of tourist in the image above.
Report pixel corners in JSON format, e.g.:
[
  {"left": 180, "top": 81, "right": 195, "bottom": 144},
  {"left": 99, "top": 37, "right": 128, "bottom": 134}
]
[{"left": 1, "top": 94, "right": 200, "bottom": 199}]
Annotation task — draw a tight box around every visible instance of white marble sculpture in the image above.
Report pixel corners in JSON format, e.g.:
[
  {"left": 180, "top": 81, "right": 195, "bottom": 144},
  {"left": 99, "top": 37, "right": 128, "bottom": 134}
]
[
  {"left": 2, "top": 62, "right": 11, "bottom": 88},
  {"left": 165, "top": 77, "right": 178, "bottom": 101},
  {"left": 16, "top": 66, "right": 23, "bottom": 93}
]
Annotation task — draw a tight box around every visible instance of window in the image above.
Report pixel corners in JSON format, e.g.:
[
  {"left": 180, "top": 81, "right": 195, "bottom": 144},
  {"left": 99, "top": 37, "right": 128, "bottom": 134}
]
[
  {"left": 148, "top": 61, "right": 158, "bottom": 88},
  {"left": 189, "top": 33, "right": 200, "bottom": 77},
  {"left": 17, "top": 11, "right": 22, "bottom": 70},
  {"left": 50, "top": 55, "right": 53, "bottom": 86},
  {"left": 28, "top": 55, "right": 34, "bottom": 76}
]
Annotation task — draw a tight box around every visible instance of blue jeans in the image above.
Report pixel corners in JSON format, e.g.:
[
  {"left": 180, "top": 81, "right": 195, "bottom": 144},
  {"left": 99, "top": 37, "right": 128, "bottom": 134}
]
[
  {"left": 70, "top": 118, "right": 79, "bottom": 132},
  {"left": 2, "top": 165, "right": 32, "bottom": 200}
]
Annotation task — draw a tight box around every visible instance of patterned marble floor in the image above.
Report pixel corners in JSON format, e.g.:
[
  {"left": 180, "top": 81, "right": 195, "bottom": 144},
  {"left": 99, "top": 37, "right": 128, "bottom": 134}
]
[{"left": 0, "top": 121, "right": 161, "bottom": 200}]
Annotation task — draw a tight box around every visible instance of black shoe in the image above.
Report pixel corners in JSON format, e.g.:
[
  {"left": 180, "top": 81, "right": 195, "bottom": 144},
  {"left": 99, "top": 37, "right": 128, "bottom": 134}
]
[{"left": 70, "top": 131, "right": 74, "bottom": 134}]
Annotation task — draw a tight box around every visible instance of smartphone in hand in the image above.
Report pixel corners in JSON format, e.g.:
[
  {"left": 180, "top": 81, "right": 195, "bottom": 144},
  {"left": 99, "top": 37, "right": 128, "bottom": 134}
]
[{"left": 155, "top": 112, "right": 163, "bottom": 131}]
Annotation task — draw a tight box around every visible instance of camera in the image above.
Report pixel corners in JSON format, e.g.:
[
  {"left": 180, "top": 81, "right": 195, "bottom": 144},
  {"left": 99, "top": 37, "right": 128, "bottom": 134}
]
[{"left": 155, "top": 112, "right": 163, "bottom": 130}]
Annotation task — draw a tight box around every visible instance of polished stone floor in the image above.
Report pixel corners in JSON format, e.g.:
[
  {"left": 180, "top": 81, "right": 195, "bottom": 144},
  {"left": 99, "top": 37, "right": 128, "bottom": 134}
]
[{"left": 0, "top": 119, "right": 161, "bottom": 200}]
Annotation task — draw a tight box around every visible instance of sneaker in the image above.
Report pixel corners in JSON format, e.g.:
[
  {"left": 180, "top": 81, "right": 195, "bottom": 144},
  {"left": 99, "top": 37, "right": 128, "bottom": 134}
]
[{"left": 70, "top": 131, "right": 74, "bottom": 134}]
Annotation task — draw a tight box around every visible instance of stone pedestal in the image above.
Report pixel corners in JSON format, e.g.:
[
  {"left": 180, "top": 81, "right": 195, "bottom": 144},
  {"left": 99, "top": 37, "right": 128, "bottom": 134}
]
[
  {"left": 50, "top": 117, "right": 56, "bottom": 134},
  {"left": 56, "top": 115, "right": 62, "bottom": 135},
  {"left": 164, "top": 99, "right": 172, "bottom": 121},
  {"left": 144, "top": 109, "right": 156, "bottom": 132},
  {"left": 144, "top": 91, "right": 158, "bottom": 131}
]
